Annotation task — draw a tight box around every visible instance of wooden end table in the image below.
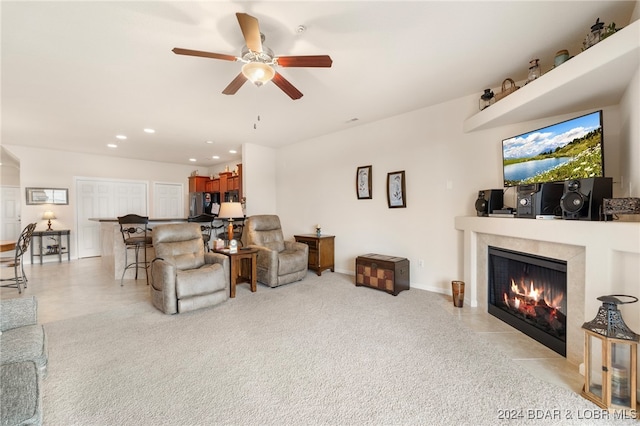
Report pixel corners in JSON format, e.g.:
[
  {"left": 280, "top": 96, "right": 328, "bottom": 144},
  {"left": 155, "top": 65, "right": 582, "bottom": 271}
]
[
  {"left": 214, "top": 248, "right": 258, "bottom": 298},
  {"left": 294, "top": 234, "right": 335, "bottom": 276}
]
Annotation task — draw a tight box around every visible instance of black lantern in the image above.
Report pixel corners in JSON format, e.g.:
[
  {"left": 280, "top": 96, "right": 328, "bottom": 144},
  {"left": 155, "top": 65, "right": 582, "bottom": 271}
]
[
  {"left": 582, "top": 295, "right": 638, "bottom": 415},
  {"left": 479, "top": 89, "right": 494, "bottom": 111}
]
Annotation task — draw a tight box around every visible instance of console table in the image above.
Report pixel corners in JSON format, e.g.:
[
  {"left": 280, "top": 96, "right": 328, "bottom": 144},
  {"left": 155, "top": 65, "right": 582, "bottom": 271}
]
[
  {"left": 31, "top": 229, "right": 71, "bottom": 264},
  {"left": 294, "top": 234, "right": 335, "bottom": 276}
]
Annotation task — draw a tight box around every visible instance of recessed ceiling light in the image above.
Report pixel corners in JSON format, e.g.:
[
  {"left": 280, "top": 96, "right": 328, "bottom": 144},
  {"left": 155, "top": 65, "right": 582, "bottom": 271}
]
[
  {"left": 189, "top": 158, "right": 197, "bottom": 162},
  {"left": 116, "top": 135, "right": 127, "bottom": 140},
  {"left": 212, "top": 155, "right": 220, "bottom": 159},
  {"left": 143, "top": 128, "right": 155, "bottom": 134},
  {"left": 229, "top": 150, "right": 237, "bottom": 154},
  {"left": 107, "top": 144, "right": 118, "bottom": 148},
  {"left": 206, "top": 140, "right": 214, "bottom": 144}
]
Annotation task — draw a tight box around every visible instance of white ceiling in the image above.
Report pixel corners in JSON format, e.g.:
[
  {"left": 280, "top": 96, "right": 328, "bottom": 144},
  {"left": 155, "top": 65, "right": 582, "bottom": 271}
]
[{"left": 1, "top": 1, "right": 636, "bottom": 168}]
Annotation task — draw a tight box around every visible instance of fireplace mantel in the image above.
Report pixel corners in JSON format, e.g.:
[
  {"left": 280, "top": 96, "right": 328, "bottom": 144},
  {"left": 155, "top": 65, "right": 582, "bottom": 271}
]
[{"left": 455, "top": 216, "right": 640, "bottom": 365}]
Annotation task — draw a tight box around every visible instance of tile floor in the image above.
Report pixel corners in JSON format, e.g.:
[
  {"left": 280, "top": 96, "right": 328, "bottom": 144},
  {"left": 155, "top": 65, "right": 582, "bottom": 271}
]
[{"left": 0, "top": 256, "right": 585, "bottom": 394}]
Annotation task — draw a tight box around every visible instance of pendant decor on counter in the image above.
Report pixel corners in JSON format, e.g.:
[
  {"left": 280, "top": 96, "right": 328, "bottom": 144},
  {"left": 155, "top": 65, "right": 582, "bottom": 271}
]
[{"left": 479, "top": 89, "right": 495, "bottom": 111}]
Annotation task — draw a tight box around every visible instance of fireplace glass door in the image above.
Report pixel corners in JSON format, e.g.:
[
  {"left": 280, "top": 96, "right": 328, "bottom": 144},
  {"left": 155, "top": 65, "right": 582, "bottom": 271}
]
[{"left": 488, "top": 246, "right": 567, "bottom": 356}]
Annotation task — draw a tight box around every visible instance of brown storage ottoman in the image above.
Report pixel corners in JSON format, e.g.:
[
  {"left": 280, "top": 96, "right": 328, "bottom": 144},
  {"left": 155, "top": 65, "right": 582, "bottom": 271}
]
[{"left": 355, "top": 253, "right": 409, "bottom": 296}]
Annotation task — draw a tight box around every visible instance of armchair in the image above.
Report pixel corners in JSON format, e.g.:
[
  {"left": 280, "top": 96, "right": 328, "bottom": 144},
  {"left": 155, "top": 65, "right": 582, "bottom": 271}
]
[
  {"left": 150, "top": 223, "right": 229, "bottom": 314},
  {"left": 242, "top": 215, "right": 309, "bottom": 287}
]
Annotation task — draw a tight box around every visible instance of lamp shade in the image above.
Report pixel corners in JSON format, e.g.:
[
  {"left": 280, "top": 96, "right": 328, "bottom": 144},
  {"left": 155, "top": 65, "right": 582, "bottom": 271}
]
[
  {"left": 217, "top": 202, "right": 244, "bottom": 220},
  {"left": 42, "top": 211, "right": 56, "bottom": 220},
  {"left": 241, "top": 62, "right": 275, "bottom": 86}
]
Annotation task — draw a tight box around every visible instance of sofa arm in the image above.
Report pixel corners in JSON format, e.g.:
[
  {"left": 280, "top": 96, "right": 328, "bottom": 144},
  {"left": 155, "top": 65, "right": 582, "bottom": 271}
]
[
  {"left": 285, "top": 240, "right": 309, "bottom": 255},
  {"left": 247, "top": 245, "right": 277, "bottom": 269},
  {"left": 0, "top": 297, "right": 37, "bottom": 332},
  {"left": 204, "top": 252, "right": 230, "bottom": 280}
]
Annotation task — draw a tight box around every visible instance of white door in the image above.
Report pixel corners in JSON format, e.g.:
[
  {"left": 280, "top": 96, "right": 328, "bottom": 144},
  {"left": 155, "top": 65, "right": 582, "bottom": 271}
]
[
  {"left": 76, "top": 180, "right": 113, "bottom": 258},
  {"left": 0, "top": 186, "right": 21, "bottom": 241},
  {"left": 76, "top": 179, "right": 148, "bottom": 258},
  {"left": 153, "top": 182, "right": 183, "bottom": 218}
]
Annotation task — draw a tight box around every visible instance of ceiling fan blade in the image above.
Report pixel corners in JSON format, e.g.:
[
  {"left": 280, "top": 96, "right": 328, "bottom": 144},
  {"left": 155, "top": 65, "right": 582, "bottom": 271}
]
[
  {"left": 272, "top": 72, "right": 303, "bottom": 100},
  {"left": 236, "top": 13, "right": 262, "bottom": 53},
  {"left": 222, "top": 73, "right": 248, "bottom": 95},
  {"left": 276, "top": 55, "right": 333, "bottom": 68},
  {"left": 172, "top": 48, "right": 237, "bottom": 62}
]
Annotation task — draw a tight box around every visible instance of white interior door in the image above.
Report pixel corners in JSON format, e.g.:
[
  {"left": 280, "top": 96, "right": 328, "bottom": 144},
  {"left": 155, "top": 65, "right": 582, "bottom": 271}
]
[
  {"left": 0, "top": 185, "right": 21, "bottom": 241},
  {"left": 153, "top": 182, "right": 183, "bottom": 218},
  {"left": 76, "top": 179, "right": 148, "bottom": 258}
]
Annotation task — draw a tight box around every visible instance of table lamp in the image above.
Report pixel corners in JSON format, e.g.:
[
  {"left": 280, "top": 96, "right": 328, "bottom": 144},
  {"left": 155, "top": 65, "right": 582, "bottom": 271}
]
[
  {"left": 42, "top": 210, "right": 56, "bottom": 231},
  {"left": 217, "top": 202, "right": 244, "bottom": 244}
]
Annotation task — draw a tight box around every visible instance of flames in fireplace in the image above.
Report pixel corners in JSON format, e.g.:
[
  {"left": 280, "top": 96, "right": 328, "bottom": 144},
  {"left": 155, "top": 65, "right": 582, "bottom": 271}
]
[{"left": 501, "top": 278, "right": 566, "bottom": 337}]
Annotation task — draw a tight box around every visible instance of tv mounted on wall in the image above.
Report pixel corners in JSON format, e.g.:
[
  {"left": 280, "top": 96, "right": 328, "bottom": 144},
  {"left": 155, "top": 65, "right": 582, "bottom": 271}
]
[{"left": 502, "top": 110, "right": 604, "bottom": 187}]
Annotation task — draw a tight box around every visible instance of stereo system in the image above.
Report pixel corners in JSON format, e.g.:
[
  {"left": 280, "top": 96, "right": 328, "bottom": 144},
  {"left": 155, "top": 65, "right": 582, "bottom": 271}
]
[
  {"left": 475, "top": 189, "right": 503, "bottom": 216},
  {"left": 516, "top": 182, "right": 564, "bottom": 218},
  {"left": 479, "top": 177, "right": 613, "bottom": 221},
  {"left": 560, "top": 177, "right": 612, "bottom": 220}
]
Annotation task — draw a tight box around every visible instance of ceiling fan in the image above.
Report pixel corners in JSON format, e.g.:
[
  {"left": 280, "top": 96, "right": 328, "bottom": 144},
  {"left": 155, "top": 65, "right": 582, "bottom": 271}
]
[{"left": 172, "top": 12, "right": 333, "bottom": 100}]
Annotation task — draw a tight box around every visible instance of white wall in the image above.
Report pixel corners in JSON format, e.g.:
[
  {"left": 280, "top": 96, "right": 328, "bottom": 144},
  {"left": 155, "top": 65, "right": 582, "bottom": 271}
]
[
  {"left": 619, "top": 68, "right": 640, "bottom": 196},
  {"left": 243, "top": 143, "right": 277, "bottom": 216},
  {"left": 3, "top": 145, "right": 195, "bottom": 258},
  {"left": 272, "top": 90, "right": 635, "bottom": 294}
]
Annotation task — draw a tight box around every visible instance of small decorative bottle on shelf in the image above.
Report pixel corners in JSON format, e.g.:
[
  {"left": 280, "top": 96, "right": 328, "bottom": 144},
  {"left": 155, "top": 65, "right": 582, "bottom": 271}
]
[
  {"left": 315, "top": 225, "right": 321, "bottom": 237},
  {"left": 527, "top": 59, "right": 541, "bottom": 83}
]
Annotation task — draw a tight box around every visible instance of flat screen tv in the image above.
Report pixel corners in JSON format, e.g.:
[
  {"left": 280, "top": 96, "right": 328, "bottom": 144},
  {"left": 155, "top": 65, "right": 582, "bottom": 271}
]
[{"left": 502, "top": 110, "right": 604, "bottom": 187}]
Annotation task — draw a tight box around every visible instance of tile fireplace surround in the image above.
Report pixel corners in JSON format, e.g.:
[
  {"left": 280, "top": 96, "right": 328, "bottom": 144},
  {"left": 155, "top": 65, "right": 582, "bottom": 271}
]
[{"left": 455, "top": 216, "right": 640, "bottom": 366}]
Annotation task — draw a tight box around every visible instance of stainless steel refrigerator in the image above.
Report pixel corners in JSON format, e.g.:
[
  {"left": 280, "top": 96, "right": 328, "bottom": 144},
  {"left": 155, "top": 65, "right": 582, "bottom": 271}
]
[{"left": 189, "top": 192, "right": 220, "bottom": 216}]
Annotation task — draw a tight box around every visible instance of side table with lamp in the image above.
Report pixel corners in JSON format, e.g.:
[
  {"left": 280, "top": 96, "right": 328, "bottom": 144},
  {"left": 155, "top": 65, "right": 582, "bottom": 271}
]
[
  {"left": 217, "top": 202, "right": 245, "bottom": 247},
  {"left": 31, "top": 210, "right": 70, "bottom": 264}
]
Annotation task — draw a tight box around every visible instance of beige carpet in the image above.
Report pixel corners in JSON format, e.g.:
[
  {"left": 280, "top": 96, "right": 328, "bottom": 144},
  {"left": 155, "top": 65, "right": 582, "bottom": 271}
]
[{"left": 42, "top": 272, "right": 624, "bottom": 425}]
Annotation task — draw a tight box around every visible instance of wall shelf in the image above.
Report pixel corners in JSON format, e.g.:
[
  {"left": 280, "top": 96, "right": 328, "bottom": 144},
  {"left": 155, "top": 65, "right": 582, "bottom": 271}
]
[{"left": 463, "top": 19, "right": 639, "bottom": 133}]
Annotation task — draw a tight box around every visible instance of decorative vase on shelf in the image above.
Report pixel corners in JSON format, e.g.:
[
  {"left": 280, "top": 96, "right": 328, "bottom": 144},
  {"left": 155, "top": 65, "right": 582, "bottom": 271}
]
[
  {"left": 316, "top": 226, "right": 321, "bottom": 237},
  {"left": 527, "top": 59, "right": 541, "bottom": 83}
]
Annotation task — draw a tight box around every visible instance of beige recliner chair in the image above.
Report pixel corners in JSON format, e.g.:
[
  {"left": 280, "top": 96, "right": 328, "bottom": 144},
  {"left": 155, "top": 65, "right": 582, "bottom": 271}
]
[
  {"left": 150, "top": 223, "right": 229, "bottom": 314},
  {"left": 242, "top": 215, "right": 309, "bottom": 287}
]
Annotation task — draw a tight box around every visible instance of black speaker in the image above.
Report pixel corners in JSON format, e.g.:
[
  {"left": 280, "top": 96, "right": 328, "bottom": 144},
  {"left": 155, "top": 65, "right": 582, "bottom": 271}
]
[
  {"left": 475, "top": 189, "right": 503, "bottom": 216},
  {"left": 517, "top": 183, "right": 565, "bottom": 218},
  {"left": 533, "top": 182, "right": 564, "bottom": 216},
  {"left": 516, "top": 184, "right": 538, "bottom": 218},
  {"left": 560, "top": 177, "right": 613, "bottom": 220}
]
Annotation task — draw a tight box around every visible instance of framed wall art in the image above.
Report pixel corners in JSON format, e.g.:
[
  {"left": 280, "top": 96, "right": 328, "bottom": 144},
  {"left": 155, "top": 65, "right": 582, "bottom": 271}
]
[
  {"left": 356, "top": 165, "right": 372, "bottom": 199},
  {"left": 26, "top": 188, "right": 69, "bottom": 205},
  {"left": 387, "top": 171, "right": 406, "bottom": 208}
]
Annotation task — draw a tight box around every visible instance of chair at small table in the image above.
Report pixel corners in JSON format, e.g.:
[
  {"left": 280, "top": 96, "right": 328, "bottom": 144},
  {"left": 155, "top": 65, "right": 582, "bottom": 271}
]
[
  {"left": 1, "top": 223, "right": 37, "bottom": 293},
  {"left": 118, "top": 214, "right": 152, "bottom": 286},
  {"left": 187, "top": 214, "right": 216, "bottom": 252}
]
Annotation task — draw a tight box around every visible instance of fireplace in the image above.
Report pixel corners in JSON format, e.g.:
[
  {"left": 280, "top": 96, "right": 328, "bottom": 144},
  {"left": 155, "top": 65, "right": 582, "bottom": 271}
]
[{"left": 488, "top": 246, "right": 567, "bottom": 356}]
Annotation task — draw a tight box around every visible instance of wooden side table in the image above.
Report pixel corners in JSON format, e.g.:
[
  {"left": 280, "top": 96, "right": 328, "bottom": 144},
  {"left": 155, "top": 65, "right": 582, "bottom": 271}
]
[
  {"left": 214, "top": 248, "right": 258, "bottom": 298},
  {"left": 294, "top": 234, "right": 335, "bottom": 276}
]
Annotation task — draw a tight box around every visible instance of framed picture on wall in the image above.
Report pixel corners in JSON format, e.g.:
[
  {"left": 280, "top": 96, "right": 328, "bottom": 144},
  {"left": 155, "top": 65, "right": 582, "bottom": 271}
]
[
  {"left": 356, "top": 165, "right": 372, "bottom": 199},
  {"left": 25, "top": 187, "right": 69, "bottom": 205},
  {"left": 387, "top": 171, "right": 406, "bottom": 208}
]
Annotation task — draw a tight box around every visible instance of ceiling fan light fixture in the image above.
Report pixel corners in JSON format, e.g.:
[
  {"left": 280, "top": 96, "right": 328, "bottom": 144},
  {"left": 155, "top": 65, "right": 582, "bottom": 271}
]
[{"left": 241, "top": 62, "right": 275, "bottom": 86}]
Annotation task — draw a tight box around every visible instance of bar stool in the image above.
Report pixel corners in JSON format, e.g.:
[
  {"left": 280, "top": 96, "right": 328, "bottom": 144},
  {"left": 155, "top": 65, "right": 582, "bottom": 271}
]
[
  {"left": 117, "top": 214, "right": 152, "bottom": 286},
  {"left": 187, "top": 214, "right": 216, "bottom": 252}
]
